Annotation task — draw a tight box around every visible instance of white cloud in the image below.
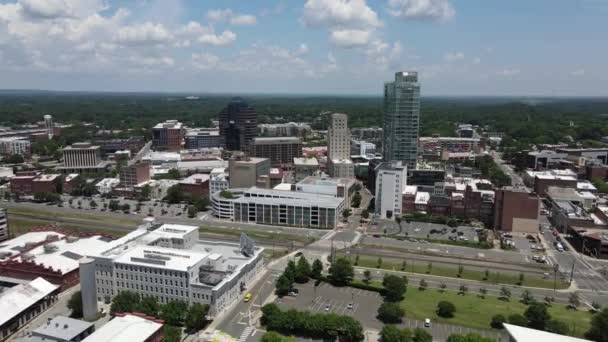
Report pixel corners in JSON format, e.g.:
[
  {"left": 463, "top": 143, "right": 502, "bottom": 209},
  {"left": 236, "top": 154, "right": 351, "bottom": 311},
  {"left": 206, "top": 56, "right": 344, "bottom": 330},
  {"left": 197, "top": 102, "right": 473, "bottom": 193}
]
[
  {"left": 297, "top": 43, "right": 309, "bottom": 55},
  {"left": 18, "top": 0, "right": 107, "bottom": 19},
  {"left": 133, "top": 55, "right": 175, "bottom": 67},
  {"left": 301, "top": 0, "right": 382, "bottom": 29},
  {"left": 388, "top": 0, "right": 455, "bottom": 21},
  {"left": 329, "top": 29, "right": 373, "bottom": 48},
  {"left": 473, "top": 57, "right": 481, "bottom": 64},
  {"left": 116, "top": 22, "right": 172, "bottom": 45},
  {"left": 497, "top": 68, "right": 520, "bottom": 77},
  {"left": 571, "top": 68, "right": 585, "bottom": 76},
  {"left": 206, "top": 8, "right": 257, "bottom": 26},
  {"left": 444, "top": 51, "right": 464, "bottom": 62},
  {"left": 199, "top": 30, "right": 236, "bottom": 46},
  {"left": 192, "top": 52, "right": 220, "bottom": 70}
]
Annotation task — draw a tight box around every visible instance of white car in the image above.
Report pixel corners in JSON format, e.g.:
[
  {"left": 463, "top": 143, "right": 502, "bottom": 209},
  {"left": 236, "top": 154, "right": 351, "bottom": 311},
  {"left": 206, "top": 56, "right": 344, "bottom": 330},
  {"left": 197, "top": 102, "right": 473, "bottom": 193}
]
[{"left": 424, "top": 318, "right": 431, "bottom": 328}]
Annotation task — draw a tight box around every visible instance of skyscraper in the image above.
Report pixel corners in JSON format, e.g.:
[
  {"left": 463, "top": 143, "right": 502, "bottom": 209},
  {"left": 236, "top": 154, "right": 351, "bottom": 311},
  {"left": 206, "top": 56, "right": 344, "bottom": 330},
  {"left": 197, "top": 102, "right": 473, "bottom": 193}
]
[
  {"left": 218, "top": 98, "right": 257, "bottom": 152},
  {"left": 383, "top": 71, "right": 420, "bottom": 169},
  {"left": 327, "top": 113, "right": 354, "bottom": 178}
]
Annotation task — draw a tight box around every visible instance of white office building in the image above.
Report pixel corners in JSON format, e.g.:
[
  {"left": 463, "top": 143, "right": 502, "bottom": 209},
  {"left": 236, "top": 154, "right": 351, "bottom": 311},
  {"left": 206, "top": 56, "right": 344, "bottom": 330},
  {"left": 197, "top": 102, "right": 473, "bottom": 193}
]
[
  {"left": 375, "top": 161, "right": 408, "bottom": 219},
  {"left": 327, "top": 113, "right": 354, "bottom": 178},
  {"left": 210, "top": 168, "right": 229, "bottom": 198},
  {"left": 95, "top": 178, "right": 120, "bottom": 194},
  {"left": 0, "top": 209, "right": 7, "bottom": 242},
  {"left": 0, "top": 137, "right": 31, "bottom": 157},
  {"left": 88, "top": 222, "right": 264, "bottom": 316}
]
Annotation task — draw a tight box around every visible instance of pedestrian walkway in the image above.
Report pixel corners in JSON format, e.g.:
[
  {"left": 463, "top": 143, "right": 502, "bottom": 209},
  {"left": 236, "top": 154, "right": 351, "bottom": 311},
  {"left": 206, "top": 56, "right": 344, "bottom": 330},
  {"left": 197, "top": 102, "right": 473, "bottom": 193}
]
[{"left": 238, "top": 326, "right": 254, "bottom": 342}]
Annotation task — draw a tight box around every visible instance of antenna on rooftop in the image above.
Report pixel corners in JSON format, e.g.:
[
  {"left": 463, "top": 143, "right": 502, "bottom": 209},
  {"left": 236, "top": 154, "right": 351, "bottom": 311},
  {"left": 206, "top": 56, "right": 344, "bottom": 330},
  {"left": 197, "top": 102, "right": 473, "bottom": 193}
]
[{"left": 239, "top": 233, "right": 256, "bottom": 257}]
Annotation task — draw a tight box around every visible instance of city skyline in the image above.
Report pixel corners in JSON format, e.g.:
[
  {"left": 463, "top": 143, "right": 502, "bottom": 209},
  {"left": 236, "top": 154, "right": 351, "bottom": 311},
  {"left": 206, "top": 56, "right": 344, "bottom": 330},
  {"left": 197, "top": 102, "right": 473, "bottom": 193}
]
[{"left": 0, "top": 0, "right": 607, "bottom": 96}]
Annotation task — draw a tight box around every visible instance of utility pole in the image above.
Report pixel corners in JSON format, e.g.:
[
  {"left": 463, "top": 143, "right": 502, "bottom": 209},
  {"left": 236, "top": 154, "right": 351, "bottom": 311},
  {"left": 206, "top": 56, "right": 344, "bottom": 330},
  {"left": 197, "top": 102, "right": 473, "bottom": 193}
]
[
  {"left": 553, "top": 263, "right": 559, "bottom": 294},
  {"left": 569, "top": 260, "right": 576, "bottom": 285}
]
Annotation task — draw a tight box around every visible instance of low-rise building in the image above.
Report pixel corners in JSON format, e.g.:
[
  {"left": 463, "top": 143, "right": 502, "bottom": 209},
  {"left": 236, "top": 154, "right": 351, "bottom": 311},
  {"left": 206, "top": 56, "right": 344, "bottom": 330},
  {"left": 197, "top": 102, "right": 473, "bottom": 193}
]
[
  {"left": 503, "top": 323, "right": 591, "bottom": 342},
  {"left": 350, "top": 140, "right": 376, "bottom": 156},
  {"left": 95, "top": 178, "right": 120, "bottom": 194},
  {"left": 32, "top": 174, "right": 61, "bottom": 195},
  {"left": 419, "top": 136, "right": 480, "bottom": 153},
  {"left": 185, "top": 129, "right": 224, "bottom": 149},
  {"left": 152, "top": 120, "right": 184, "bottom": 152},
  {"left": 375, "top": 161, "right": 407, "bottom": 219},
  {"left": 533, "top": 173, "right": 578, "bottom": 197},
  {"left": 228, "top": 156, "right": 270, "bottom": 189},
  {"left": 179, "top": 174, "right": 210, "bottom": 198},
  {"left": 328, "top": 159, "right": 354, "bottom": 178},
  {"left": 0, "top": 137, "right": 31, "bottom": 157},
  {"left": 88, "top": 222, "right": 264, "bottom": 316},
  {"left": 17, "top": 316, "right": 95, "bottom": 342},
  {"left": 494, "top": 188, "right": 540, "bottom": 233},
  {"left": 0, "top": 278, "right": 60, "bottom": 341},
  {"left": 59, "top": 143, "right": 109, "bottom": 175},
  {"left": 82, "top": 313, "right": 163, "bottom": 342},
  {"left": 9, "top": 171, "right": 39, "bottom": 197},
  {"left": 209, "top": 168, "right": 229, "bottom": 199},
  {"left": 119, "top": 161, "right": 151, "bottom": 190},
  {"left": 526, "top": 150, "right": 568, "bottom": 170},
  {"left": 0, "top": 230, "right": 113, "bottom": 289},
  {"left": 62, "top": 174, "right": 80, "bottom": 194},
  {"left": 293, "top": 157, "right": 320, "bottom": 182},
  {"left": 295, "top": 176, "right": 356, "bottom": 209}
]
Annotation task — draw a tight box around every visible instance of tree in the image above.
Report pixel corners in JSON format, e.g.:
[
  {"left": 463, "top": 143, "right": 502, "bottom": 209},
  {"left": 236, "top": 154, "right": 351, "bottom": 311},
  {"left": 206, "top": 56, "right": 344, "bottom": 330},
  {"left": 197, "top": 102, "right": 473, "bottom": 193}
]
[
  {"left": 524, "top": 302, "right": 551, "bottom": 330},
  {"left": 354, "top": 254, "right": 359, "bottom": 266},
  {"left": 401, "top": 260, "right": 407, "bottom": 271},
  {"left": 377, "top": 257, "right": 383, "bottom": 268},
  {"left": 295, "top": 256, "right": 311, "bottom": 283},
  {"left": 546, "top": 319, "right": 570, "bottom": 335},
  {"left": 5, "top": 154, "right": 24, "bottom": 164},
  {"left": 164, "top": 325, "right": 182, "bottom": 342},
  {"left": 518, "top": 272, "right": 525, "bottom": 285},
  {"left": 439, "top": 283, "right": 447, "bottom": 293},
  {"left": 261, "top": 331, "right": 296, "bottom": 342},
  {"left": 165, "top": 185, "right": 184, "bottom": 204},
  {"left": 457, "top": 265, "right": 464, "bottom": 278},
  {"left": 110, "top": 291, "right": 140, "bottom": 315},
  {"left": 311, "top": 259, "right": 323, "bottom": 279},
  {"left": 351, "top": 192, "right": 362, "bottom": 208},
  {"left": 436, "top": 301, "right": 456, "bottom": 318},
  {"left": 187, "top": 205, "right": 198, "bottom": 218},
  {"left": 121, "top": 203, "right": 130, "bottom": 212},
  {"left": 160, "top": 300, "right": 188, "bottom": 326},
  {"left": 483, "top": 269, "right": 490, "bottom": 280},
  {"left": 136, "top": 296, "right": 160, "bottom": 317},
  {"left": 193, "top": 196, "right": 209, "bottom": 211},
  {"left": 275, "top": 274, "right": 292, "bottom": 297},
  {"left": 185, "top": 303, "right": 210, "bottom": 333},
  {"left": 490, "top": 314, "right": 506, "bottom": 329},
  {"left": 380, "top": 325, "right": 406, "bottom": 342},
  {"left": 446, "top": 333, "right": 495, "bottom": 342},
  {"left": 328, "top": 257, "right": 354, "bottom": 286},
  {"left": 521, "top": 290, "right": 534, "bottom": 305},
  {"left": 342, "top": 208, "right": 352, "bottom": 220},
  {"left": 418, "top": 279, "right": 428, "bottom": 291},
  {"left": 478, "top": 287, "right": 487, "bottom": 299},
  {"left": 426, "top": 262, "right": 432, "bottom": 274},
  {"left": 377, "top": 302, "right": 405, "bottom": 323},
  {"left": 585, "top": 307, "right": 608, "bottom": 342},
  {"left": 363, "top": 270, "right": 372, "bottom": 285},
  {"left": 89, "top": 200, "right": 97, "bottom": 208},
  {"left": 109, "top": 199, "right": 120, "bottom": 211},
  {"left": 568, "top": 291, "right": 580, "bottom": 309},
  {"left": 382, "top": 274, "right": 407, "bottom": 302},
  {"left": 458, "top": 284, "right": 468, "bottom": 295},
  {"left": 361, "top": 209, "right": 370, "bottom": 219},
  {"left": 139, "top": 184, "right": 152, "bottom": 201},
  {"left": 508, "top": 314, "right": 527, "bottom": 327},
  {"left": 500, "top": 286, "right": 511, "bottom": 301},
  {"left": 412, "top": 328, "right": 432, "bottom": 342},
  {"left": 67, "top": 291, "right": 83, "bottom": 318}
]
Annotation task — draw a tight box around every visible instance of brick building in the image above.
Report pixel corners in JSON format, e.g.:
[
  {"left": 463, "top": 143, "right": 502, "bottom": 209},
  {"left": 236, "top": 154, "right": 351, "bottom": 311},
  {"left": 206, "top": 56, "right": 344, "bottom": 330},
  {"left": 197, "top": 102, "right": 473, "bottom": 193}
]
[
  {"left": 179, "top": 174, "right": 210, "bottom": 198},
  {"left": 494, "top": 188, "right": 540, "bottom": 233}
]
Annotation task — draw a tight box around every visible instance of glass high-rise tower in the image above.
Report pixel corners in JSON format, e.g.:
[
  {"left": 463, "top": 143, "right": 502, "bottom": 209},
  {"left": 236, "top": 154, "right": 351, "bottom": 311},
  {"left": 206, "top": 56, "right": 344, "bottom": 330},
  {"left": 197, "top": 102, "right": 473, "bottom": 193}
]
[{"left": 382, "top": 71, "right": 420, "bottom": 169}]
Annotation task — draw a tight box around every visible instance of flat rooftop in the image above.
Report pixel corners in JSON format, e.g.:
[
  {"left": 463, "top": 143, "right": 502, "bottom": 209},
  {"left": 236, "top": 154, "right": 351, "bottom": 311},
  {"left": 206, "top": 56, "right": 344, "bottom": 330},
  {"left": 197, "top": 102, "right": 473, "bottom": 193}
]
[
  {"left": 180, "top": 173, "right": 210, "bottom": 184},
  {"left": 63, "top": 143, "right": 100, "bottom": 150},
  {"left": 0, "top": 277, "right": 59, "bottom": 327},
  {"left": 503, "top": 323, "right": 590, "bottom": 342},
  {"left": 82, "top": 314, "right": 163, "bottom": 342},
  {"left": 236, "top": 187, "right": 344, "bottom": 208},
  {"left": 294, "top": 157, "right": 319, "bottom": 166},
  {"left": 153, "top": 120, "right": 183, "bottom": 129},
  {"left": 253, "top": 137, "right": 301, "bottom": 144},
  {"left": 297, "top": 176, "right": 355, "bottom": 187},
  {"left": 113, "top": 245, "right": 207, "bottom": 272},
  {"left": 29, "top": 316, "right": 93, "bottom": 341}
]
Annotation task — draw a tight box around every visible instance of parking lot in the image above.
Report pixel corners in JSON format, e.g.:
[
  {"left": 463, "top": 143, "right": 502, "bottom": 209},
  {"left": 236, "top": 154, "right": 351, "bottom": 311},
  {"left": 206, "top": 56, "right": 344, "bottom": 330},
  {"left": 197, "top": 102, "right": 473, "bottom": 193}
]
[
  {"left": 369, "top": 219, "right": 481, "bottom": 242},
  {"left": 279, "top": 282, "right": 504, "bottom": 342}
]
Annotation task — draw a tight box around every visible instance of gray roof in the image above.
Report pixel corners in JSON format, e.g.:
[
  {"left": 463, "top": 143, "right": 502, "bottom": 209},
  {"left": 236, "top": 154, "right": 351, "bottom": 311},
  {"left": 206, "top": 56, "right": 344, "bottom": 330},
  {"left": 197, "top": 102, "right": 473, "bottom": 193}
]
[
  {"left": 29, "top": 316, "right": 93, "bottom": 341},
  {"left": 233, "top": 187, "right": 344, "bottom": 208}
]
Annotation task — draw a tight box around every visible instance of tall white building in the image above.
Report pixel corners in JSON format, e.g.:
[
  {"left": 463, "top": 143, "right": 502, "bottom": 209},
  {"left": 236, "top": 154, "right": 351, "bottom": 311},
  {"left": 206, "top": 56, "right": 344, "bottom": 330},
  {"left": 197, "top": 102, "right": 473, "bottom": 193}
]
[
  {"left": 88, "top": 222, "right": 264, "bottom": 316},
  {"left": 383, "top": 71, "right": 420, "bottom": 169},
  {"left": 44, "top": 115, "right": 54, "bottom": 139},
  {"left": 210, "top": 168, "right": 229, "bottom": 197},
  {"left": 375, "top": 161, "right": 408, "bottom": 219},
  {"left": 327, "top": 113, "right": 354, "bottom": 178},
  {"left": 0, "top": 137, "right": 31, "bottom": 157}
]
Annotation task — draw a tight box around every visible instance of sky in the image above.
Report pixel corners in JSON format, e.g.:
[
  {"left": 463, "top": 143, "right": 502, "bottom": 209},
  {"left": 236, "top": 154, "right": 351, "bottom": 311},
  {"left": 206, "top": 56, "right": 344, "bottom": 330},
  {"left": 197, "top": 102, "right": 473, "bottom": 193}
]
[{"left": 0, "top": 0, "right": 607, "bottom": 96}]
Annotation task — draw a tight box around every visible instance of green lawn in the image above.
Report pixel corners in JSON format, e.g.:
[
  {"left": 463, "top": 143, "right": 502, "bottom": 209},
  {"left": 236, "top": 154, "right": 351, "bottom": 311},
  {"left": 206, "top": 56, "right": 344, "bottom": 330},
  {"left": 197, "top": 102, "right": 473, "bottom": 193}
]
[
  {"left": 352, "top": 279, "right": 591, "bottom": 337},
  {"left": 345, "top": 253, "right": 568, "bottom": 289},
  {"left": 200, "top": 226, "right": 317, "bottom": 244},
  {"left": 7, "top": 207, "right": 139, "bottom": 226},
  {"left": 400, "top": 287, "right": 591, "bottom": 337},
  {"left": 8, "top": 216, "right": 128, "bottom": 238}
]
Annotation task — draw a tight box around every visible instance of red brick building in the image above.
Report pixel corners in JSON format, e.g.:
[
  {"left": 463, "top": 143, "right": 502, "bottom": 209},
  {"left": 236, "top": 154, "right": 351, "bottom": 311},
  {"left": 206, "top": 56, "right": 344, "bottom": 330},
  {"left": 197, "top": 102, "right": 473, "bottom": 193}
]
[
  {"left": 494, "top": 188, "right": 540, "bottom": 233},
  {"left": 32, "top": 174, "right": 61, "bottom": 194},
  {"left": 9, "top": 171, "right": 40, "bottom": 197},
  {"left": 179, "top": 174, "right": 210, "bottom": 198},
  {"left": 534, "top": 175, "right": 577, "bottom": 197},
  {"left": 119, "top": 161, "right": 151, "bottom": 188},
  {"left": 63, "top": 174, "right": 80, "bottom": 194}
]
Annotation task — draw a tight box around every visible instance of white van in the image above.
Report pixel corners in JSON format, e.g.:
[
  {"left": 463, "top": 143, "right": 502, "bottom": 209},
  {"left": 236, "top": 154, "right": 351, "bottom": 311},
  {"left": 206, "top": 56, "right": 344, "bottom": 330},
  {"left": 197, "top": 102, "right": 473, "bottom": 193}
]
[{"left": 556, "top": 242, "right": 564, "bottom": 252}]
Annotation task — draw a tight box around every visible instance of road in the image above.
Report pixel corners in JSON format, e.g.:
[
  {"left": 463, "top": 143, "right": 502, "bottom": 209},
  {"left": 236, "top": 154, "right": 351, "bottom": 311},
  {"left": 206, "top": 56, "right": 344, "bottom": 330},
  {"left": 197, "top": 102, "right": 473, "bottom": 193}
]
[{"left": 491, "top": 151, "right": 526, "bottom": 188}]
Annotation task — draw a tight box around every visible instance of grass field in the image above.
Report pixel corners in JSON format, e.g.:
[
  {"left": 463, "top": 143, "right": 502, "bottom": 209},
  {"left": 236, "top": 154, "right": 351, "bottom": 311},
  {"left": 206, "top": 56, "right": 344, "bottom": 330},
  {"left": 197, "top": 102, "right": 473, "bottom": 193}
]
[
  {"left": 353, "top": 279, "right": 591, "bottom": 337},
  {"left": 7, "top": 207, "right": 140, "bottom": 226},
  {"left": 344, "top": 253, "right": 568, "bottom": 289},
  {"left": 201, "top": 226, "right": 317, "bottom": 244},
  {"left": 8, "top": 216, "right": 129, "bottom": 237}
]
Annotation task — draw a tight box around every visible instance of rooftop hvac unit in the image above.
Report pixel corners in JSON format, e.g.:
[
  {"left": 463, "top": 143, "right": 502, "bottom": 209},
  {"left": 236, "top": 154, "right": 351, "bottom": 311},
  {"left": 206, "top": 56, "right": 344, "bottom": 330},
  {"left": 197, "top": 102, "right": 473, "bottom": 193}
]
[
  {"left": 21, "top": 253, "right": 34, "bottom": 261},
  {"left": 45, "top": 234, "right": 59, "bottom": 241},
  {"left": 43, "top": 244, "right": 58, "bottom": 253},
  {"left": 66, "top": 236, "right": 79, "bottom": 243}
]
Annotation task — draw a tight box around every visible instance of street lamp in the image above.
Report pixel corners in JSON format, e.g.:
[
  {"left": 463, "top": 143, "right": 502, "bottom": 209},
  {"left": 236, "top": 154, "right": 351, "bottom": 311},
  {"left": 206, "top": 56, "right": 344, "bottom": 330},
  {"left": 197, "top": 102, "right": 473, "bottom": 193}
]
[{"left": 553, "top": 263, "right": 559, "bottom": 294}]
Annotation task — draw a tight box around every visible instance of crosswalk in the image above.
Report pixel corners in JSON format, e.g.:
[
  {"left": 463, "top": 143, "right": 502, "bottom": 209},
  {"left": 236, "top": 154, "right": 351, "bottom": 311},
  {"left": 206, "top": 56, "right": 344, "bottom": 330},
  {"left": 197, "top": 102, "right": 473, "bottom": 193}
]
[{"left": 238, "top": 326, "right": 254, "bottom": 342}]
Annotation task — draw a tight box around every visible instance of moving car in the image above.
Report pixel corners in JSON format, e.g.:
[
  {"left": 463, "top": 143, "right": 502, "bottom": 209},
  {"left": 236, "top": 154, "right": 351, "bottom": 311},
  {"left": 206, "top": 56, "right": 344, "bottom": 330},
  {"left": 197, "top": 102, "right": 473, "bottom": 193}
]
[
  {"left": 424, "top": 318, "right": 431, "bottom": 328},
  {"left": 244, "top": 293, "right": 252, "bottom": 302},
  {"left": 324, "top": 304, "right": 331, "bottom": 312}
]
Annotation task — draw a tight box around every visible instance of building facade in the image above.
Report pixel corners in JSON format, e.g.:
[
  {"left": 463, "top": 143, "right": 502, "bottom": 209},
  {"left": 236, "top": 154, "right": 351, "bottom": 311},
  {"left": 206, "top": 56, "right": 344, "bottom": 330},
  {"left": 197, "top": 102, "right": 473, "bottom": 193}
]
[
  {"left": 218, "top": 98, "right": 257, "bottom": 152},
  {"left": 251, "top": 137, "right": 302, "bottom": 165},
  {"left": 185, "top": 129, "right": 224, "bottom": 149},
  {"left": 0, "top": 137, "right": 31, "bottom": 157},
  {"left": 375, "top": 161, "right": 408, "bottom": 219},
  {"left": 228, "top": 156, "right": 270, "bottom": 189},
  {"left": 294, "top": 157, "right": 320, "bottom": 182},
  {"left": 0, "top": 209, "right": 7, "bottom": 242},
  {"left": 119, "top": 161, "right": 151, "bottom": 189},
  {"left": 209, "top": 168, "right": 229, "bottom": 198},
  {"left": 383, "top": 71, "right": 420, "bottom": 169},
  {"left": 152, "top": 120, "right": 184, "bottom": 152},
  {"left": 494, "top": 188, "right": 540, "bottom": 233},
  {"left": 327, "top": 113, "right": 354, "bottom": 178},
  {"left": 43, "top": 115, "right": 54, "bottom": 139}
]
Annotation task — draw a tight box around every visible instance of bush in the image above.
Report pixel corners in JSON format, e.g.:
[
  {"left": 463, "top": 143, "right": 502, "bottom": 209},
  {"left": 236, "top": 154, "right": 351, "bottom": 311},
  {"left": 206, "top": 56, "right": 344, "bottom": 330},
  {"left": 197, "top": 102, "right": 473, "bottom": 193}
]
[
  {"left": 382, "top": 274, "right": 407, "bottom": 302},
  {"left": 546, "top": 319, "right": 569, "bottom": 335},
  {"left": 377, "top": 302, "right": 405, "bottom": 324},
  {"left": 524, "top": 302, "right": 551, "bottom": 330},
  {"left": 67, "top": 291, "right": 83, "bottom": 318},
  {"left": 490, "top": 314, "right": 506, "bottom": 329},
  {"left": 436, "top": 301, "right": 456, "bottom": 318},
  {"left": 508, "top": 314, "right": 527, "bottom": 327}
]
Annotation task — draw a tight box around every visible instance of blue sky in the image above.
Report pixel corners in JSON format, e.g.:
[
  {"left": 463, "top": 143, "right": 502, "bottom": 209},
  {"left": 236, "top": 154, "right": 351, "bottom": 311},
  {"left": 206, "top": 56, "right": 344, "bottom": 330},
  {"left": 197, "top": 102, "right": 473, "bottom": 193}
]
[{"left": 0, "top": 0, "right": 607, "bottom": 95}]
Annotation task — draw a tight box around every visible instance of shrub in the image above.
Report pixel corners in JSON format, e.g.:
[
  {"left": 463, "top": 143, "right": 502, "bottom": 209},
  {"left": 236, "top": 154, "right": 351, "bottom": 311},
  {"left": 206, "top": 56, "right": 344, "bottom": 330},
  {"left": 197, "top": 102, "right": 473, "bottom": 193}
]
[
  {"left": 377, "top": 302, "right": 405, "bottom": 324},
  {"left": 436, "top": 301, "right": 456, "bottom": 318},
  {"left": 490, "top": 314, "right": 506, "bottom": 329}
]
